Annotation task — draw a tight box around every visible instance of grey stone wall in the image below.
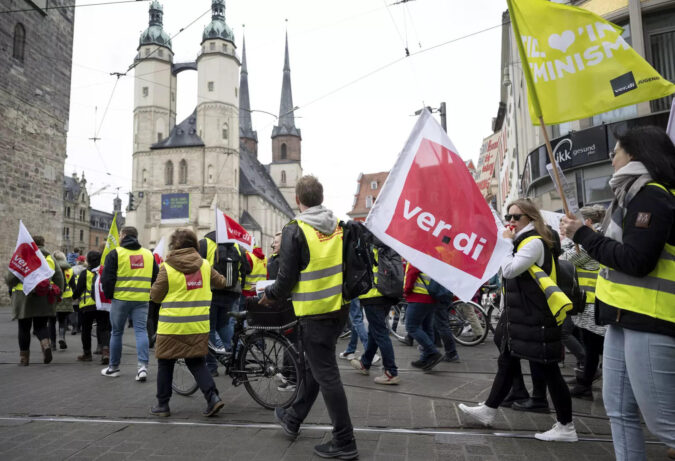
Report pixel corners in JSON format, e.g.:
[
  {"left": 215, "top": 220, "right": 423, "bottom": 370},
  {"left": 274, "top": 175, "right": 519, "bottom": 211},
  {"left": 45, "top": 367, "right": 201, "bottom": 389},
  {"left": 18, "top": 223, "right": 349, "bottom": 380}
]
[{"left": 0, "top": 1, "right": 75, "bottom": 305}]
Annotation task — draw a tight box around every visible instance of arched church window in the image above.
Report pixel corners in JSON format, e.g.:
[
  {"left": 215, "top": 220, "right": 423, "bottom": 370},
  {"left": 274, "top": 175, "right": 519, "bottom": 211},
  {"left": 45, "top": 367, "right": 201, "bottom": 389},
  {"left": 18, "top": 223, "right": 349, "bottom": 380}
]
[
  {"left": 165, "top": 161, "right": 173, "bottom": 185},
  {"left": 179, "top": 159, "right": 188, "bottom": 184},
  {"left": 222, "top": 123, "right": 228, "bottom": 140},
  {"left": 281, "top": 170, "right": 286, "bottom": 184},
  {"left": 13, "top": 23, "right": 25, "bottom": 62},
  {"left": 281, "top": 143, "right": 287, "bottom": 160}
]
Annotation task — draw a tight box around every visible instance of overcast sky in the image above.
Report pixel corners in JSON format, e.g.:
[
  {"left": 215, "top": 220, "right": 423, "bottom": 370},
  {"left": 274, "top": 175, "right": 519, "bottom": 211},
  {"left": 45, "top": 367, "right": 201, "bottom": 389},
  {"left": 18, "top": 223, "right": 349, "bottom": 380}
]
[{"left": 66, "top": 0, "right": 505, "bottom": 219}]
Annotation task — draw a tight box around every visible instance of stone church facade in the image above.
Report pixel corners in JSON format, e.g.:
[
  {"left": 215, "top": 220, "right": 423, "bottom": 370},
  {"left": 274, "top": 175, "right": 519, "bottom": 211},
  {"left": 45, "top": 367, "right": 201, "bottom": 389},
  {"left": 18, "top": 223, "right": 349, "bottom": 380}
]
[{"left": 126, "top": 0, "right": 302, "bottom": 252}]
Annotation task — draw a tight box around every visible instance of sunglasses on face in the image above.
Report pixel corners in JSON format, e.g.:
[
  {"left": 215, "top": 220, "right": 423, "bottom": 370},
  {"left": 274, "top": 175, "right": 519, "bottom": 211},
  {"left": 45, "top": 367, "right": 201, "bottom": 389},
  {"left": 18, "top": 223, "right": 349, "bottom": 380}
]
[{"left": 504, "top": 213, "right": 528, "bottom": 222}]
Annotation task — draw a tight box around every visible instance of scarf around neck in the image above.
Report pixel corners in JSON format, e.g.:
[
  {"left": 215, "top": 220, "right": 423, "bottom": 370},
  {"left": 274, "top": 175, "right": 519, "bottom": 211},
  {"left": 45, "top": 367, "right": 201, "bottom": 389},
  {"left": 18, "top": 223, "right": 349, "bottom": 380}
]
[{"left": 603, "top": 161, "right": 651, "bottom": 243}]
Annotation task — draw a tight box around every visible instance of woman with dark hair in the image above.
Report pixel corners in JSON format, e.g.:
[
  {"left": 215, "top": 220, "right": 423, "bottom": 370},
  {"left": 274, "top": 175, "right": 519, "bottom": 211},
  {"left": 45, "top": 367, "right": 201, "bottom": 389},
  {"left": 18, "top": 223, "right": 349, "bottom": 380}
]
[
  {"left": 460, "top": 199, "right": 577, "bottom": 442},
  {"left": 149, "top": 228, "right": 228, "bottom": 417},
  {"left": 561, "top": 126, "right": 675, "bottom": 460}
]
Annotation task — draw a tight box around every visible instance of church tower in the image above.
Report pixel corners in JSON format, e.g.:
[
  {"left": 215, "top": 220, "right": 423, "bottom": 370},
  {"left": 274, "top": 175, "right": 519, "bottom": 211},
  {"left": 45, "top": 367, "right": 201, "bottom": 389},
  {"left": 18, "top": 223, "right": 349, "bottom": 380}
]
[
  {"left": 197, "top": 0, "right": 240, "bottom": 218},
  {"left": 269, "top": 33, "right": 302, "bottom": 215},
  {"left": 239, "top": 36, "right": 258, "bottom": 156}
]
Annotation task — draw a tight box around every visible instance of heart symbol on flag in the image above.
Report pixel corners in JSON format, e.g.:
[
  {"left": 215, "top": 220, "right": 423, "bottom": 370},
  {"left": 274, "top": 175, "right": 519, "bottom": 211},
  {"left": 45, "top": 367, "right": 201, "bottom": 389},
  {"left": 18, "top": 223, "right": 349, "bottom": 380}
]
[{"left": 548, "top": 30, "right": 575, "bottom": 53}]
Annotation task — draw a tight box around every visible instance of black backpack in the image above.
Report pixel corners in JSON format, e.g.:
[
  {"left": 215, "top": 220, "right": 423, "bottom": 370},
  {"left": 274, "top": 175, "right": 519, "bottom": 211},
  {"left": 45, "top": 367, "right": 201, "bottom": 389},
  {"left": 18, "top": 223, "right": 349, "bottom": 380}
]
[
  {"left": 371, "top": 239, "right": 403, "bottom": 300},
  {"left": 422, "top": 277, "right": 455, "bottom": 305},
  {"left": 341, "top": 220, "right": 373, "bottom": 301},
  {"left": 556, "top": 259, "right": 586, "bottom": 315},
  {"left": 199, "top": 240, "right": 245, "bottom": 290}
]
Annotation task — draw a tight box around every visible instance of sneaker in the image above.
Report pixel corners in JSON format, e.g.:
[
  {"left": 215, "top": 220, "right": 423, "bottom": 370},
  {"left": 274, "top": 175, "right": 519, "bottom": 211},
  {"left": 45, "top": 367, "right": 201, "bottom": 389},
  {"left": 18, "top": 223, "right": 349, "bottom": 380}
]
[
  {"left": 512, "top": 398, "right": 550, "bottom": 413},
  {"left": 350, "top": 359, "right": 369, "bottom": 375},
  {"left": 422, "top": 352, "right": 444, "bottom": 371},
  {"left": 534, "top": 422, "right": 578, "bottom": 442},
  {"left": 458, "top": 402, "right": 497, "bottom": 427},
  {"left": 277, "top": 381, "right": 297, "bottom": 392},
  {"left": 101, "top": 367, "right": 120, "bottom": 377},
  {"left": 443, "top": 352, "right": 460, "bottom": 363},
  {"left": 136, "top": 367, "right": 148, "bottom": 382},
  {"left": 203, "top": 393, "right": 224, "bottom": 417},
  {"left": 371, "top": 354, "right": 381, "bottom": 365},
  {"left": 374, "top": 371, "right": 400, "bottom": 385},
  {"left": 339, "top": 351, "right": 356, "bottom": 361},
  {"left": 274, "top": 407, "right": 299, "bottom": 439},
  {"left": 411, "top": 359, "right": 426, "bottom": 369},
  {"left": 313, "top": 439, "right": 358, "bottom": 460},
  {"left": 58, "top": 339, "right": 67, "bottom": 350}
]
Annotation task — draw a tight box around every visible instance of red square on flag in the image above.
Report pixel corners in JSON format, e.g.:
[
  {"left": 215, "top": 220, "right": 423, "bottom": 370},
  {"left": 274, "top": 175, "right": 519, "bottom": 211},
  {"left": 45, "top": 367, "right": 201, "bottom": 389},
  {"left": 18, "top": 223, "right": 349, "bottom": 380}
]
[
  {"left": 184, "top": 271, "right": 203, "bottom": 291},
  {"left": 129, "top": 255, "right": 145, "bottom": 270},
  {"left": 384, "top": 138, "right": 496, "bottom": 279}
]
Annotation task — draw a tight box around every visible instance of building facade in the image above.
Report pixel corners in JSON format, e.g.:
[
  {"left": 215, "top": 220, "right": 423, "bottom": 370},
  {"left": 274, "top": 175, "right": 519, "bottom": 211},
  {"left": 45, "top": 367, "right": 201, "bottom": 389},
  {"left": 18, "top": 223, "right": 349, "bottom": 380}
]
[
  {"left": 125, "top": 0, "right": 298, "bottom": 252},
  {"left": 347, "top": 172, "right": 390, "bottom": 222},
  {"left": 62, "top": 172, "right": 90, "bottom": 254},
  {"left": 0, "top": 0, "right": 75, "bottom": 304}
]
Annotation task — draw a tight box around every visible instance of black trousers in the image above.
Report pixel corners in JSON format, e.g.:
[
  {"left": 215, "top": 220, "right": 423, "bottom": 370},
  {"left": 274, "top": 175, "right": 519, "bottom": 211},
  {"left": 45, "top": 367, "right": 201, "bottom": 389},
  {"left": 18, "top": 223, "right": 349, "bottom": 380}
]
[
  {"left": 287, "top": 316, "right": 354, "bottom": 445},
  {"left": 579, "top": 329, "right": 604, "bottom": 386},
  {"left": 18, "top": 317, "right": 49, "bottom": 350},
  {"left": 80, "top": 310, "right": 111, "bottom": 352},
  {"left": 48, "top": 312, "right": 71, "bottom": 345},
  {"left": 147, "top": 301, "right": 160, "bottom": 344},
  {"left": 156, "top": 356, "right": 217, "bottom": 404},
  {"left": 486, "top": 350, "right": 572, "bottom": 424}
]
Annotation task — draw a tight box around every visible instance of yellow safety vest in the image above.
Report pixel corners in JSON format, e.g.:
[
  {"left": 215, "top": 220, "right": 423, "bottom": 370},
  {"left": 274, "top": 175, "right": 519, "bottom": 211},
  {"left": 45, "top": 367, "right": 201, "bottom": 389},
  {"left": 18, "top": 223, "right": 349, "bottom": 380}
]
[
  {"left": 14, "top": 254, "right": 55, "bottom": 293},
  {"left": 62, "top": 268, "right": 73, "bottom": 299},
  {"left": 576, "top": 268, "right": 599, "bottom": 304},
  {"left": 595, "top": 183, "right": 675, "bottom": 324},
  {"left": 405, "top": 262, "right": 430, "bottom": 296},
  {"left": 205, "top": 238, "right": 244, "bottom": 286},
  {"left": 114, "top": 247, "right": 154, "bottom": 301},
  {"left": 291, "top": 219, "right": 344, "bottom": 317},
  {"left": 243, "top": 251, "right": 267, "bottom": 292},
  {"left": 79, "top": 270, "right": 96, "bottom": 308},
  {"left": 158, "top": 260, "right": 212, "bottom": 335},
  {"left": 360, "top": 247, "right": 383, "bottom": 300},
  {"left": 518, "top": 236, "right": 572, "bottom": 326}
]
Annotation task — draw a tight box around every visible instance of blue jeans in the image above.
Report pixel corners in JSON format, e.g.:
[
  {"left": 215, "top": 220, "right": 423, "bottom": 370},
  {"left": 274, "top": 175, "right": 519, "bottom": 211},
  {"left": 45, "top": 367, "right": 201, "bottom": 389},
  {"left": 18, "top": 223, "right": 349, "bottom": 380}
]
[
  {"left": 603, "top": 325, "right": 675, "bottom": 461},
  {"left": 433, "top": 304, "right": 458, "bottom": 357},
  {"left": 345, "top": 299, "right": 368, "bottom": 354},
  {"left": 109, "top": 299, "right": 149, "bottom": 368},
  {"left": 405, "top": 302, "right": 437, "bottom": 360},
  {"left": 361, "top": 302, "right": 398, "bottom": 376},
  {"left": 207, "top": 292, "right": 240, "bottom": 373}
]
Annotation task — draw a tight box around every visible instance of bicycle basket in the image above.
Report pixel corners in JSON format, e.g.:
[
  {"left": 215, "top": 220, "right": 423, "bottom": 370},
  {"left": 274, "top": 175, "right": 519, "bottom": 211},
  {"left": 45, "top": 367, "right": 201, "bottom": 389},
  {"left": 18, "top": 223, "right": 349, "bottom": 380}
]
[{"left": 246, "top": 300, "right": 296, "bottom": 329}]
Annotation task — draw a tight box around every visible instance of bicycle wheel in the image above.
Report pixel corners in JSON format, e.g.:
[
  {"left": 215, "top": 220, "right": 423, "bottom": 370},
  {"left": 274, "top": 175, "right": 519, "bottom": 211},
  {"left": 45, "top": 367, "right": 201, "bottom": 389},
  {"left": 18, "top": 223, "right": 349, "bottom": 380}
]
[
  {"left": 171, "top": 358, "right": 199, "bottom": 396},
  {"left": 386, "top": 303, "right": 407, "bottom": 342},
  {"left": 239, "top": 331, "right": 300, "bottom": 410},
  {"left": 448, "top": 301, "right": 489, "bottom": 346}
]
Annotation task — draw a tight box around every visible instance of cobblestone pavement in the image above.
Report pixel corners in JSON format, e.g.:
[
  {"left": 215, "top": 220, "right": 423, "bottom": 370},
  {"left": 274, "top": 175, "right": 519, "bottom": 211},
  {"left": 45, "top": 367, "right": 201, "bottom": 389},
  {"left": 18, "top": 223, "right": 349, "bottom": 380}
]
[{"left": 0, "top": 308, "right": 668, "bottom": 460}]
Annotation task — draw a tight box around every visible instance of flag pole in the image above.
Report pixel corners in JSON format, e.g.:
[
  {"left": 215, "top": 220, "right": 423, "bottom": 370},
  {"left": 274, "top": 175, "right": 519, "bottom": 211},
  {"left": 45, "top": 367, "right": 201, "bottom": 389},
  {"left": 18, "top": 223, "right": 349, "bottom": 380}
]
[{"left": 538, "top": 116, "right": 570, "bottom": 216}]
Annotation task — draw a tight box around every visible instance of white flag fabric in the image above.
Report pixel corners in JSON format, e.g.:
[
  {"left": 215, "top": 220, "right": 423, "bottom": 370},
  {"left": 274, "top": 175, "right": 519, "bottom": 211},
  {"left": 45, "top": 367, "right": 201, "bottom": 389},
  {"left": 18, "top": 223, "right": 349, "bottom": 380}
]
[
  {"left": 215, "top": 208, "right": 253, "bottom": 252},
  {"left": 8, "top": 221, "right": 55, "bottom": 295},
  {"left": 93, "top": 266, "right": 110, "bottom": 312},
  {"left": 667, "top": 98, "right": 675, "bottom": 145},
  {"left": 365, "top": 110, "right": 512, "bottom": 301},
  {"left": 153, "top": 236, "right": 167, "bottom": 264}
]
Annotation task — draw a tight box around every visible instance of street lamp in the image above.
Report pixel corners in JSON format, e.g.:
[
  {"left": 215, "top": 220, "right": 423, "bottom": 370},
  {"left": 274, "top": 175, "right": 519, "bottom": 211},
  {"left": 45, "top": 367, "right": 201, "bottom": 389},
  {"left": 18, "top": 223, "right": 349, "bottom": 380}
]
[{"left": 414, "top": 102, "right": 447, "bottom": 132}]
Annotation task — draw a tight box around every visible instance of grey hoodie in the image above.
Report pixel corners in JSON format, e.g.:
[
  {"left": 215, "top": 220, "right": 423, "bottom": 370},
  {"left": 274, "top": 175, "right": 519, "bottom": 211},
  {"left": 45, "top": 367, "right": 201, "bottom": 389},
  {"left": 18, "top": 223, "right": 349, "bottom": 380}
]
[{"left": 295, "top": 205, "right": 338, "bottom": 236}]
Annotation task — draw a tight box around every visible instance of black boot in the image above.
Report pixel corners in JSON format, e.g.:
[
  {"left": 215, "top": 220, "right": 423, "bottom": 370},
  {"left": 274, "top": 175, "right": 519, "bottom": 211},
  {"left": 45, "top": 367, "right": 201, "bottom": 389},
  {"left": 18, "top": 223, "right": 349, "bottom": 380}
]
[
  {"left": 150, "top": 402, "right": 170, "bottom": 417},
  {"left": 512, "top": 398, "right": 550, "bottom": 413},
  {"left": 500, "top": 391, "right": 529, "bottom": 408},
  {"left": 203, "top": 393, "right": 224, "bottom": 417},
  {"left": 570, "top": 383, "right": 593, "bottom": 400}
]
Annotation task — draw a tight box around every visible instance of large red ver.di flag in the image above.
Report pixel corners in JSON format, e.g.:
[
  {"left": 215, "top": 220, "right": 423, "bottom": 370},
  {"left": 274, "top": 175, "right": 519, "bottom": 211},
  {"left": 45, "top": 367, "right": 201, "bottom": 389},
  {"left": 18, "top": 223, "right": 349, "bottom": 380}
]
[{"left": 366, "top": 110, "right": 511, "bottom": 301}]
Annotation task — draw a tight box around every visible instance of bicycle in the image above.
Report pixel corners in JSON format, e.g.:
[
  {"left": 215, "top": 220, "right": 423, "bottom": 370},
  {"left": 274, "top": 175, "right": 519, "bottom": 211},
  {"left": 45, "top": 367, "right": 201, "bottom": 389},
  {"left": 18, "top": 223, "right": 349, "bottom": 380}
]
[
  {"left": 478, "top": 284, "right": 502, "bottom": 335},
  {"left": 171, "top": 309, "right": 301, "bottom": 410},
  {"left": 447, "top": 299, "right": 489, "bottom": 346},
  {"left": 386, "top": 301, "right": 409, "bottom": 343}
]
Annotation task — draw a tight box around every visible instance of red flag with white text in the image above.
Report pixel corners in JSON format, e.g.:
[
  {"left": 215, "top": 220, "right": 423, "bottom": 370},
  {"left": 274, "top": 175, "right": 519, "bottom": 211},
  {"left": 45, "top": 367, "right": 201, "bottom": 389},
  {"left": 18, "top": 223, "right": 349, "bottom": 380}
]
[
  {"left": 215, "top": 209, "right": 253, "bottom": 252},
  {"left": 8, "top": 221, "right": 55, "bottom": 295},
  {"left": 153, "top": 236, "right": 167, "bottom": 265},
  {"left": 365, "top": 110, "right": 512, "bottom": 301}
]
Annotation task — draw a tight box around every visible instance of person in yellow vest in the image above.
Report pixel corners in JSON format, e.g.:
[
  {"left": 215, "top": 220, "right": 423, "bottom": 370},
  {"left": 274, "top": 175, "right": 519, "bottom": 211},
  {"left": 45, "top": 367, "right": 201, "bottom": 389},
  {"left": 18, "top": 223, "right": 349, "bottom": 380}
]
[
  {"left": 149, "top": 229, "right": 228, "bottom": 417},
  {"left": 460, "top": 199, "right": 578, "bottom": 442},
  {"left": 101, "top": 226, "right": 159, "bottom": 380},
  {"left": 260, "top": 175, "right": 358, "bottom": 459},
  {"left": 561, "top": 126, "right": 675, "bottom": 460},
  {"left": 50, "top": 251, "right": 76, "bottom": 350},
  {"left": 5, "top": 235, "right": 64, "bottom": 365},
  {"left": 560, "top": 205, "right": 607, "bottom": 401},
  {"left": 242, "top": 246, "right": 267, "bottom": 298}
]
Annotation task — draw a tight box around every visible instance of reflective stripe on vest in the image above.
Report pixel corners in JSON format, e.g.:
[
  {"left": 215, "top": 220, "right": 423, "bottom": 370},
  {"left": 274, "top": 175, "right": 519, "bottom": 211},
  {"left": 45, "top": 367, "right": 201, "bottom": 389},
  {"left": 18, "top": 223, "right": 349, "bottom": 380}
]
[
  {"left": 576, "top": 268, "right": 599, "bottom": 303},
  {"left": 595, "top": 183, "right": 675, "bottom": 323},
  {"left": 62, "top": 268, "right": 73, "bottom": 299},
  {"left": 14, "top": 254, "right": 55, "bottom": 293},
  {"left": 114, "top": 247, "right": 154, "bottom": 301},
  {"left": 405, "top": 262, "right": 430, "bottom": 296},
  {"left": 158, "top": 260, "right": 213, "bottom": 335},
  {"left": 291, "top": 220, "right": 343, "bottom": 316},
  {"left": 243, "top": 252, "right": 267, "bottom": 292},
  {"left": 80, "top": 271, "right": 96, "bottom": 308},
  {"left": 518, "top": 236, "right": 572, "bottom": 326},
  {"left": 360, "top": 247, "right": 383, "bottom": 299}
]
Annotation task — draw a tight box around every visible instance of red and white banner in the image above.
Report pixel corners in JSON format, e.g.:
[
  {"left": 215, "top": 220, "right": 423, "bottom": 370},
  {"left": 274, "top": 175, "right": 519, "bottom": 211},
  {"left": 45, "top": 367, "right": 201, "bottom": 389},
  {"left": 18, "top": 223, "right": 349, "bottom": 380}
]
[
  {"left": 667, "top": 98, "right": 675, "bottom": 145},
  {"left": 93, "top": 266, "right": 111, "bottom": 312},
  {"left": 8, "top": 221, "right": 55, "bottom": 295},
  {"left": 153, "top": 236, "right": 167, "bottom": 265},
  {"left": 365, "top": 110, "right": 512, "bottom": 301},
  {"left": 215, "top": 208, "right": 253, "bottom": 252}
]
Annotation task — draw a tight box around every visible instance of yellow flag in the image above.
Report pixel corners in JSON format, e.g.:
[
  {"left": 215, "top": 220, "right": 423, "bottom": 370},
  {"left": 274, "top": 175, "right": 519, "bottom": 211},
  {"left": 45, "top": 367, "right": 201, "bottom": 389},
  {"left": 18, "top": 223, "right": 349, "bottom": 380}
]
[
  {"left": 100, "top": 212, "right": 120, "bottom": 265},
  {"left": 507, "top": 0, "right": 675, "bottom": 125}
]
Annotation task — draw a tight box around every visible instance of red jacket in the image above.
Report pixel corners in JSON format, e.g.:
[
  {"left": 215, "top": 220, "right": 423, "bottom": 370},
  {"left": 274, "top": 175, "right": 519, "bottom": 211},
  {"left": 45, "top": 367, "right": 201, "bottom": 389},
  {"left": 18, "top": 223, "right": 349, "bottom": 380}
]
[
  {"left": 403, "top": 264, "right": 434, "bottom": 304},
  {"left": 242, "top": 247, "right": 266, "bottom": 297}
]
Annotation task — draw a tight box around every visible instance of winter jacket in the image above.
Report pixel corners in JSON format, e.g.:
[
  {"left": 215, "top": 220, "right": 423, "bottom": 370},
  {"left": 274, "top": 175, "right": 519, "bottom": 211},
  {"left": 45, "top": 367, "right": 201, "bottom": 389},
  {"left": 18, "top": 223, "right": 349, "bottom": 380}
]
[
  {"left": 5, "top": 247, "right": 64, "bottom": 320},
  {"left": 573, "top": 184, "right": 675, "bottom": 338},
  {"left": 267, "top": 253, "right": 280, "bottom": 280},
  {"left": 150, "top": 247, "right": 226, "bottom": 359},
  {"left": 101, "top": 235, "right": 159, "bottom": 300}
]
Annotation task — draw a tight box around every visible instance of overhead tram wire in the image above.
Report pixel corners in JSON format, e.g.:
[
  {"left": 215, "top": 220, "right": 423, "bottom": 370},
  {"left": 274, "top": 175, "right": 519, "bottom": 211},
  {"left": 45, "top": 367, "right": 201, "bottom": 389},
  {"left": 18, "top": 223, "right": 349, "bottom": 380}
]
[{"left": 0, "top": 0, "right": 145, "bottom": 15}]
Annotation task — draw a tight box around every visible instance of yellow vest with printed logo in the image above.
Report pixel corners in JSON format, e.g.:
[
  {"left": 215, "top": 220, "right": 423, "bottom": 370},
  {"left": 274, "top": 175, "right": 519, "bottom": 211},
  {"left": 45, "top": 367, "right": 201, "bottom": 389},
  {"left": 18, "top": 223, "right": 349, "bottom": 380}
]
[
  {"left": 114, "top": 247, "right": 154, "bottom": 301},
  {"left": 576, "top": 267, "right": 599, "bottom": 304},
  {"left": 62, "top": 268, "right": 73, "bottom": 299},
  {"left": 79, "top": 270, "right": 96, "bottom": 308},
  {"left": 405, "top": 262, "right": 430, "bottom": 296},
  {"left": 291, "top": 220, "right": 344, "bottom": 317},
  {"left": 158, "top": 260, "right": 212, "bottom": 335},
  {"left": 243, "top": 251, "right": 267, "bottom": 293},
  {"left": 595, "top": 183, "right": 675, "bottom": 324},
  {"left": 14, "top": 254, "right": 55, "bottom": 293}
]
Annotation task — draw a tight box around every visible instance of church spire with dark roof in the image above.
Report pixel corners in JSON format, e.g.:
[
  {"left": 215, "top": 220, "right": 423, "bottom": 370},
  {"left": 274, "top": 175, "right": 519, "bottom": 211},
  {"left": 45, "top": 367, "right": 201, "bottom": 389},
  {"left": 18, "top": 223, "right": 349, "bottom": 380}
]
[
  {"left": 239, "top": 34, "right": 258, "bottom": 154},
  {"left": 272, "top": 32, "right": 300, "bottom": 139}
]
